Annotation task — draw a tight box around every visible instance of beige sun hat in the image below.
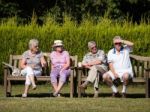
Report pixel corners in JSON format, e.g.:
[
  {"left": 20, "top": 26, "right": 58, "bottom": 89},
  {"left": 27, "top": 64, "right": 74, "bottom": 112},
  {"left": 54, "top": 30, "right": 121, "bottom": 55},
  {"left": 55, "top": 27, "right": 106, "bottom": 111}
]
[{"left": 53, "top": 40, "right": 63, "bottom": 47}]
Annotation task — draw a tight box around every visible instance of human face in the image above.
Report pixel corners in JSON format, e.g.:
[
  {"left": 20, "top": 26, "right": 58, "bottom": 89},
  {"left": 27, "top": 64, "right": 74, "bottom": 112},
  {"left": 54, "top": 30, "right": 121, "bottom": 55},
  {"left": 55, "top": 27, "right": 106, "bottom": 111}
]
[
  {"left": 114, "top": 42, "right": 122, "bottom": 51},
  {"left": 90, "top": 45, "right": 97, "bottom": 54},
  {"left": 31, "top": 44, "right": 39, "bottom": 53},
  {"left": 55, "top": 46, "right": 63, "bottom": 52}
]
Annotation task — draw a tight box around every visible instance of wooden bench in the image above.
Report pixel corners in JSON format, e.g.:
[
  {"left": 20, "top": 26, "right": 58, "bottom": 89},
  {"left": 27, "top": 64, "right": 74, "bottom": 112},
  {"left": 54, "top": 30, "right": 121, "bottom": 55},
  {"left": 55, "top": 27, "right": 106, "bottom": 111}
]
[
  {"left": 77, "top": 54, "right": 150, "bottom": 98},
  {"left": 3, "top": 53, "right": 78, "bottom": 98}
]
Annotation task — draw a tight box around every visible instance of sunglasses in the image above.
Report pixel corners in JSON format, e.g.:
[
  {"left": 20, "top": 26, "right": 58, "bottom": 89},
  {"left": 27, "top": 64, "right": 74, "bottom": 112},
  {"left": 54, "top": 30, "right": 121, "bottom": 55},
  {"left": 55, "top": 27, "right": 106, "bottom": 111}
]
[
  {"left": 114, "top": 43, "right": 121, "bottom": 45},
  {"left": 56, "top": 46, "right": 63, "bottom": 48}
]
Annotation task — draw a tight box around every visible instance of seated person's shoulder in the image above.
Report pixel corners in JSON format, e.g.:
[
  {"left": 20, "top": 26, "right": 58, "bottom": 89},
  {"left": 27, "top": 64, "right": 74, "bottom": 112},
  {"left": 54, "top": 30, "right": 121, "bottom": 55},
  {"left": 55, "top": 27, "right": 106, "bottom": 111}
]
[
  {"left": 63, "top": 51, "right": 70, "bottom": 56},
  {"left": 108, "top": 48, "right": 114, "bottom": 55},
  {"left": 97, "top": 49, "right": 105, "bottom": 54},
  {"left": 22, "top": 50, "right": 30, "bottom": 57},
  {"left": 50, "top": 51, "right": 55, "bottom": 57},
  {"left": 84, "top": 52, "right": 92, "bottom": 56}
]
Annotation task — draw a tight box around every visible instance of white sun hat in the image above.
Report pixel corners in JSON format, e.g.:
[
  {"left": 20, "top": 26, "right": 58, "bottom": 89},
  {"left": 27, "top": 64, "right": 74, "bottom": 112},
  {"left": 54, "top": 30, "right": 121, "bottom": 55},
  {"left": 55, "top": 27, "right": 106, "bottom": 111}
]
[{"left": 53, "top": 40, "right": 63, "bottom": 47}]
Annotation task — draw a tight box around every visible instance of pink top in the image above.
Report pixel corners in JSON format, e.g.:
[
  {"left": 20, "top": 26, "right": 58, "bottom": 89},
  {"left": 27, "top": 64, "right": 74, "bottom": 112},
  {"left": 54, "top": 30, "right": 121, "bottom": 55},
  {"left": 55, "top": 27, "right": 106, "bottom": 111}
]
[{"left": 50, "top": 51, "right": 70, "bottom": 68}]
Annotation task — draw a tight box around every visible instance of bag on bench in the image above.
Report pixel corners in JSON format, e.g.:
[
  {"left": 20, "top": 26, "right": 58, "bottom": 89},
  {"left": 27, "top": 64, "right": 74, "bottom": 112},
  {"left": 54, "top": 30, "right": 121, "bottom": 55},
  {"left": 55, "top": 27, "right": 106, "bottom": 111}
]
[{"left": 2, "top": 62, "right": 21, "bottom": 76}]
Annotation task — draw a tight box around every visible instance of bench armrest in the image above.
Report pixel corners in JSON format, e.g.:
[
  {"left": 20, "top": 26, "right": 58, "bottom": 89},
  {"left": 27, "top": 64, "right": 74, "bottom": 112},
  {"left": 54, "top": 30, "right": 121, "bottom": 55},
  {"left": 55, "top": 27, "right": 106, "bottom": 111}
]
[
  {"left": 2, "top": 64, "right": 12, "bottom": 76},
  {"left": 144, "top": 68, "right": 150, "bottom": 71}
]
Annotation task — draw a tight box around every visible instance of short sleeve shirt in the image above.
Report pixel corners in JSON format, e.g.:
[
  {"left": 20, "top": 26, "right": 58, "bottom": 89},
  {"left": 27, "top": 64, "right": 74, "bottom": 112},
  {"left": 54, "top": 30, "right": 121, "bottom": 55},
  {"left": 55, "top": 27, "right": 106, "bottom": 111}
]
[
  {"left": 22, "top": 50, "right": 43, "bottom": 71},
  {"left": 82, "top": 50, "right": 107, "bottom": 70},
  {"left": 107, "top": 45, "right": 133, "bottom": 71},
  {"left": 50, "top": 51, "right": 70, "bottom": 68}
]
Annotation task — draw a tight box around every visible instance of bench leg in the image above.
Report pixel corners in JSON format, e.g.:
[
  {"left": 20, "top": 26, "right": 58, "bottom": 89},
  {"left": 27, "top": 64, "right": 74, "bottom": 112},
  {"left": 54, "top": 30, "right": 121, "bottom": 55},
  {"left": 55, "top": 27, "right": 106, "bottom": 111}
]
[
  {"left": 4, "top": 76, "right": 8, "bottom": 97},
  {"left": 70, "top": 70, "right": 74, "bottom": 98},
  {"left": 145, "top": 70, "right": 150, "bottom": 98},
  {"left": 7, "top": 80, "right": 12, "bottom": 97},
  {"left": 73, "top": 72, "right": 77, "bottom": 96},
  {"left": 78, "top": 70, "right": 82, "bottom": 98}
]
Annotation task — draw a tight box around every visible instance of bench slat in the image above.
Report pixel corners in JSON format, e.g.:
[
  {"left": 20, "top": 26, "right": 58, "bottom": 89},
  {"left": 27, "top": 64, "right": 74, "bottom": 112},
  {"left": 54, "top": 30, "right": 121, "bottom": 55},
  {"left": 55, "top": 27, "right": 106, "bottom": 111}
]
[{"left": 7, "top": 76, "right": 50, "bottom": 81}]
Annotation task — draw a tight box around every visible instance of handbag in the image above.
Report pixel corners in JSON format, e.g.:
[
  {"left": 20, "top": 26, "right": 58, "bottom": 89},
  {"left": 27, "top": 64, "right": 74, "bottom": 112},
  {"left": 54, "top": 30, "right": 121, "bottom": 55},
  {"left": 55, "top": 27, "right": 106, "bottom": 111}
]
[{"left": 2, "top": 62, "right": 21, "bottom": 76}]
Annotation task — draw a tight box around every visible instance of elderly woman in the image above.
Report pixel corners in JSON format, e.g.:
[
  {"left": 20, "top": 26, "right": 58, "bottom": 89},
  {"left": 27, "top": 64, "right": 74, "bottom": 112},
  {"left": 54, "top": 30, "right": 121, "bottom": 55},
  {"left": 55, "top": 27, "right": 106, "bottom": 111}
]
[
  {"left": 50, "top": 40, "right": 71, "bottom": 97},
  {"left": 20, "top": 39, "right": 46, "bottom": 98}
]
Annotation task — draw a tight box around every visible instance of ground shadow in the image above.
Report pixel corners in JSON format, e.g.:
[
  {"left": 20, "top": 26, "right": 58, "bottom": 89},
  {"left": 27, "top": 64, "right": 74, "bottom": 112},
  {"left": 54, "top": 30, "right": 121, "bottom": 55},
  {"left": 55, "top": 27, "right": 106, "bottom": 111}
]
[
  {"left": 79, "top": 93, "right": 145, "bottom": 98},
  {"left": 11, "top": 92, "right": 145, "bottom": 98}
]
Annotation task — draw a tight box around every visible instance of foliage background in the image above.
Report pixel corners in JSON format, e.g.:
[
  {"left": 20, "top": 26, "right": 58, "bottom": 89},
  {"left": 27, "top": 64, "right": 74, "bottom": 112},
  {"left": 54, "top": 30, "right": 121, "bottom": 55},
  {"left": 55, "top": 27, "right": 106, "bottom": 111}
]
[{"left": 0, "top": 0, "right": 149, "bottom": 82}]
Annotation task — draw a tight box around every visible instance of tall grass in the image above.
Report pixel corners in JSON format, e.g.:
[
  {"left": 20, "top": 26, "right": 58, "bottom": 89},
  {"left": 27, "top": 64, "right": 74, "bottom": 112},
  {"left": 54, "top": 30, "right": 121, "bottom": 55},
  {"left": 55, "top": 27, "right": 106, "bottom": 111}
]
[{"left": 0, "top": 15, "right": 150, "bottom": 81}]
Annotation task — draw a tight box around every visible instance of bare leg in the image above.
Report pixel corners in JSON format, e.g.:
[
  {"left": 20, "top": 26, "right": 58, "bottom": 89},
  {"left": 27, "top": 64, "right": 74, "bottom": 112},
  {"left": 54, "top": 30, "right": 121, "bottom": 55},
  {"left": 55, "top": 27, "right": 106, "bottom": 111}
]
[
  {"left": 122, "top": 73, "right": 129, "bottom": 93},
  {"left": 103, "top": 73, "right": 113, "bottom": 86},
  {"left": 103, "top": 73, "right": 118, "bottom": 93},
  {"left": 55, "top": 81, "right": 64, "bottom": 94},
  {"left": 23, "top": 84, "right": 30, "bottom": 95},
  {"left": 51, "top": 83, "right": 58, "bottom": 92}
]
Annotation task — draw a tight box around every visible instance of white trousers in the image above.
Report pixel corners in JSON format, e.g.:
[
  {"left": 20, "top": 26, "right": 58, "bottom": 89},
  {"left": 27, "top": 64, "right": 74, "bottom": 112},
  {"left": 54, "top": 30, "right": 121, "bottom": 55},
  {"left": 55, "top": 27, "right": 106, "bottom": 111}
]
[{"left": 21, "top": 66, "right": 41, "bottom": 85}]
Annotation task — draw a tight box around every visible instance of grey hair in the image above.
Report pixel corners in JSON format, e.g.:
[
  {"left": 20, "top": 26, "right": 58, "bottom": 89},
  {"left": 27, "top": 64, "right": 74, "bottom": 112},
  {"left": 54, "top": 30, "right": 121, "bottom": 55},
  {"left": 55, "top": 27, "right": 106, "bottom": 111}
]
[
  {"left": 113, "top": 36, "right": 122, "bottom": 42},
  {"left": 88, "top": 41, "right": 96, "bottom": 49},
  {"left": 29, "top": 39, "right": 39, "bottom": 49}
]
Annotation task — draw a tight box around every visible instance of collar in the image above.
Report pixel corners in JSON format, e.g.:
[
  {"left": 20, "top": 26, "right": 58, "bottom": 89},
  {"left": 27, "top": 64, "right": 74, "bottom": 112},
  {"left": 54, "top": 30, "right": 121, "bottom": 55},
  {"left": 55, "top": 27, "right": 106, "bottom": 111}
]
[{"left": 113, "top": 47, "right": 124, "bottom": 54}]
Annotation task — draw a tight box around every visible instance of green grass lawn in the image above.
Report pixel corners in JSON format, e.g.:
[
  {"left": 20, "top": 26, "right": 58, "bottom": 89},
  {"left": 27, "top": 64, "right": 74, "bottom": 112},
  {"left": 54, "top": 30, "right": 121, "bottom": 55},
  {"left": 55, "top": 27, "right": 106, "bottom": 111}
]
[{"left": 0, "top": 83, "right": 150, "bottom": 112}]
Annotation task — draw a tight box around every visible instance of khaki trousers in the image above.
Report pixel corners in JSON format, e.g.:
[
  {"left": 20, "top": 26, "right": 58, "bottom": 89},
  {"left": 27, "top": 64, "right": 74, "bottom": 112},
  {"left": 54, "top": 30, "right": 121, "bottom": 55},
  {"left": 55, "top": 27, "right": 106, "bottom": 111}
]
[{"left": 86, "top": 65, "right": 107, "bottom": 88}]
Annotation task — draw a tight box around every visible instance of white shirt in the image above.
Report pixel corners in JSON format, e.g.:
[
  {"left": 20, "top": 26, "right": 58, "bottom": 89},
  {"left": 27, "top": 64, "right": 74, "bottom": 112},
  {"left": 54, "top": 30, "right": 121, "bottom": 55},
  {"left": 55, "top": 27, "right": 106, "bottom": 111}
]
[{"left": 107, "top": 45, "right": 133, "bottom": 77}]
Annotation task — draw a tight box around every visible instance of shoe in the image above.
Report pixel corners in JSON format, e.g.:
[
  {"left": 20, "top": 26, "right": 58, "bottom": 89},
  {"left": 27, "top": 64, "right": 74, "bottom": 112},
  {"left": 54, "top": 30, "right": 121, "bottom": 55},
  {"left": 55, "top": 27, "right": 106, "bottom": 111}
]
[
  {"left": 79, "top": 84, "right": 87, "bottom": 89},
  {"left": 113, "top": 78, "right": 121, "bottom": 87},
  {"left": 53, "top": 92, "right": 58, "bottom": 97},
  {"left": 32, "top": 85, "right": 37, "bottom": 90},
  {"left": 122, "top": 93, "right": 127, "bottom": 98},
  {"left": 93, "top": 92, "right": 99, "bottom": 98},
  {"left": 112, "top": 92, "right": 120, "bottom": 97},
  {"left": 79, "top": 85, "right": 86, "bottom": 93},
  {"left": 22, "top": 93, "right": 27, "bottom": 98}
]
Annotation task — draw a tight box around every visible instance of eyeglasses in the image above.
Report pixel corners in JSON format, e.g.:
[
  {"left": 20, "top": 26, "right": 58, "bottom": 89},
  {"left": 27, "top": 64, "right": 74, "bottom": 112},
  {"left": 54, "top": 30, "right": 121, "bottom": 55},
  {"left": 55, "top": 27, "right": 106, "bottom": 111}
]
[{"left": 114, "top": 43, "right": 121, "bottom": 45}]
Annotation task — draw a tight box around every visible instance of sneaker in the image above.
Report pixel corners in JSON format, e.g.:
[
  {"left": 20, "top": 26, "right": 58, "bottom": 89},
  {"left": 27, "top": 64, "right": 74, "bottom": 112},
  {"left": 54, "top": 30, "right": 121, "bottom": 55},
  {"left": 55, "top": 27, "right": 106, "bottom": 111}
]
[
  {"left": 112, "top": 92, "right": 120, "bottom": 97},
  {"left": 57, "top": 93, "right": 61, "bottom": 97},
  {"left": 53, "top": 92, "right": 58, "bottom": 97},
  {"left": 121, "top": 93, "right": 127, "bottom": 98},
  {"left": 32, "top": 85, "right": 37, "bottom": 90},
  {"left": 22, "top": 93, "right": 27, "bottom": 98},
  {"left": 79, "top": 85, "right": 86, "bottom": 93}
]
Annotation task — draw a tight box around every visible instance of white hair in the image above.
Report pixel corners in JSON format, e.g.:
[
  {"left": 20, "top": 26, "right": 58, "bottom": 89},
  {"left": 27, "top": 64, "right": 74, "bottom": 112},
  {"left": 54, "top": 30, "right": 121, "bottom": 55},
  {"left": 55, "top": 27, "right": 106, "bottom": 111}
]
[
  {"left": 88, "top": 41, "right": 96, "bottom": 49},
  {"left": 113, "top": 36, "right": 122, "bottom": 42},
  {"left": 29, "top": 39, "right": 39, "bottom": 49}
]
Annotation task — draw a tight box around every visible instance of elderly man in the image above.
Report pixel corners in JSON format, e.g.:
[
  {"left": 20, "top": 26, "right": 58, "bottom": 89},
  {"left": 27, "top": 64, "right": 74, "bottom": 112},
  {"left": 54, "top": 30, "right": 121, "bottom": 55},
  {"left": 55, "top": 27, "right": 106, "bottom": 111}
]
[
  {"left": 103, "top": 36, "right": 134, "bottom": 98},
  {"left": 80, "top": 41, "right": 108, "bottom": 98}
]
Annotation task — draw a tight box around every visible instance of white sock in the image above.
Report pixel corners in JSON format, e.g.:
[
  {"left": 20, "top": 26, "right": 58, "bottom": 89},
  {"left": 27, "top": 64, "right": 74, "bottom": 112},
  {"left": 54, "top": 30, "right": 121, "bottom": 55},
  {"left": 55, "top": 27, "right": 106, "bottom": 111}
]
[
  {"left": 111, "top": 85, "right": 118, "bottom": 93},
  {"left": 94, "top": 88, "right": 99, "bottom": 93},
  {"left": 122, "top": 85, "right": 127, "bottom": 93}
]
